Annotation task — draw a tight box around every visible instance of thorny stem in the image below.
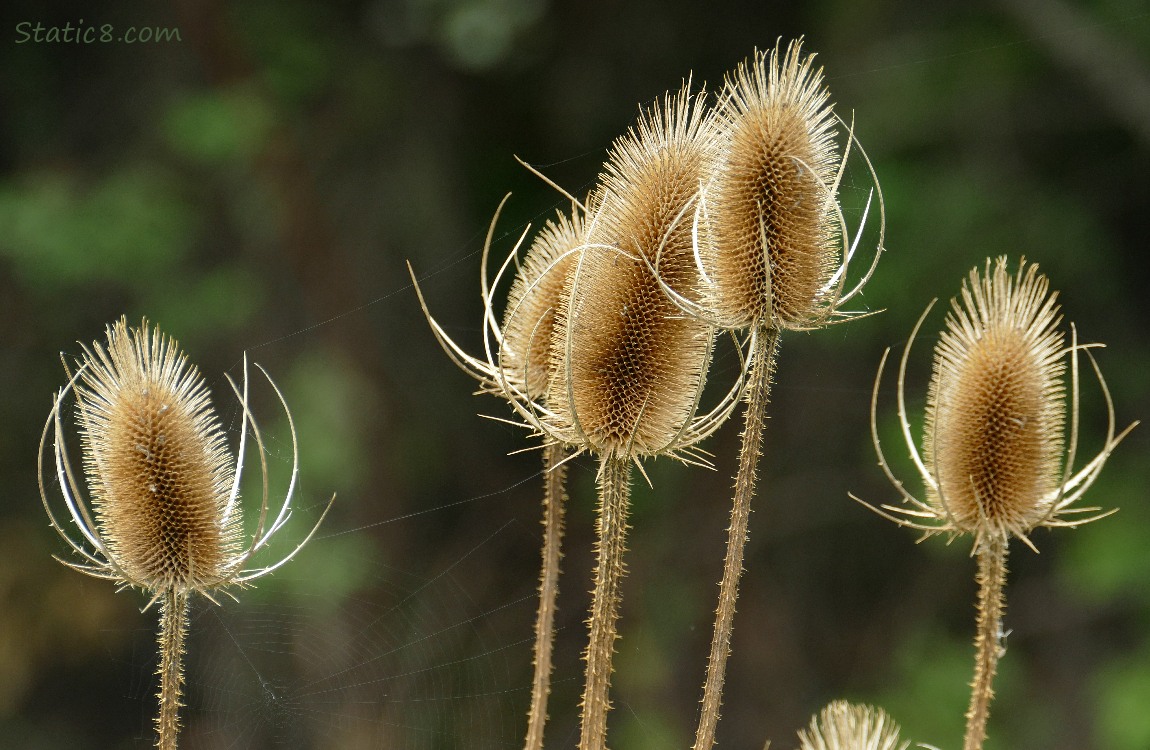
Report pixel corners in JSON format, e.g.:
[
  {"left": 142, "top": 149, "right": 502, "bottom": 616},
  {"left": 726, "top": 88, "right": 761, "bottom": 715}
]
[
  {"left": 964, "top": 536, "right": 1009, "bottom": 750},
  {"left": 694, "top": 327, "right": 780, "bottom": 750},
  {"left": 156, "top": 589, "right": 189, "bottom": 750},
  {"left": 525, "top": 443, "right": 568, "bottom": 750},
  {"left": 578, "top": 456, "right": 632, "bottom": 750}
]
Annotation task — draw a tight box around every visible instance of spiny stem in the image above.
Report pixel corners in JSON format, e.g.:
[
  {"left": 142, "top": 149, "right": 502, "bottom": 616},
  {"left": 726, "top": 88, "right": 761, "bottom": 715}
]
[
  {"left": 694, "top": 327, "right": 780, "bottom": 750},
  {"left": 578, "top": 456, "right": 632, "bottom": 750},
  {"left": 156, "top": 589, "right": 189, "bottom": 750},
  {"left": 964, "top": 536, "right": 1009, "bottom": 750},
  {"left": 525, "top": 443, "right": 568, "bottom": 750}
]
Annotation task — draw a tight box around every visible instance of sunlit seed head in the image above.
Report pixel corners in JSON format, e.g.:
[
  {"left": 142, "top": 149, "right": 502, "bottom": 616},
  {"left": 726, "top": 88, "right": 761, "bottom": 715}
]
[
  {"left": 501, "top": 210, "right": 585, "bottom": 399},
  {"left": 76, "top": 318, "right": 243, "bottom": 592},
  {"left": 924, "top": 257, "right": 1066, "bottom": 540},
  {"left": 546, "top": 84, "right": 720, "bottom": 459},
  {"left": 797, "top": 701, "right": 909, "bottom": 750},
  {"left": 702, "top": 39, "right": 842, "bottom": 330}
]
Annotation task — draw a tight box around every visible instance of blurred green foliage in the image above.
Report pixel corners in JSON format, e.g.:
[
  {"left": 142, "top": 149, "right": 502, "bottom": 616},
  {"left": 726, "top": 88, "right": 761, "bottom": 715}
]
[
  {"left": 0, "top": 167, "right": 194, "bottom": 286},
  {"left": 163, "top": 86, "right": 275, "bottom": 164},
  {"left": 1095, "top": 643, "right": 1150, "bottom": 750}
]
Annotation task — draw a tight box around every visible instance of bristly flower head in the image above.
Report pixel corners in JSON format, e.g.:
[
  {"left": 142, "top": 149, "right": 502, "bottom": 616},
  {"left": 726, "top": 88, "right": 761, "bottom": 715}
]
[
  {"left": 695, "top": 39, "right": 882, "bottom": 332},
  {"left": 856, "top": 257, "right": 1135, "bottom": 551},
  {"left": 797, "top": 702, "right": 910, "bottom": 750},
  {"left": 540, "top": 82, "right": 742, "bottom": 464},
  {"left": 39, "top": 318, "right": 329, "bottom": 602},
  {"left": 500, "top": 209, "right": 585, "bottom": 401},
  {"left": 411, "top": 192, "right": 585, "bottom": 415}
]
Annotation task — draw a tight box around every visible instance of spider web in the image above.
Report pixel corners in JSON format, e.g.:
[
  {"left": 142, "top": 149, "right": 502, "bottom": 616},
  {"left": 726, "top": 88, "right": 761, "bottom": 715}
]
[
  {"left": 191, "top": 560, "right": 531, "bottom": 748},
  {"left": 115, "top": 502, "right": 543, "bottom": 750},
  {"left": 76, "top": 378, "right": 555, "bottom": 750}
]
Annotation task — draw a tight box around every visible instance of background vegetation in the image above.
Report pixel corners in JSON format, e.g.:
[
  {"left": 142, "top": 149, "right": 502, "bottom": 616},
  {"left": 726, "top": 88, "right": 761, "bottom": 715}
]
[{"left": 1, "top": 0, "right": 1147, "bottom": 748}]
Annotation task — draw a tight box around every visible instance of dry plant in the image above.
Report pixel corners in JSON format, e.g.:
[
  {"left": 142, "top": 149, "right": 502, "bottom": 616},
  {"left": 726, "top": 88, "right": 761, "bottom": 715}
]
[
  {"left": 415, "top": 42, "right": 886, "bottom": 750},
  {"left": 37, "top": 318, "right": 331, "bottom": 749},
  {"left": 411, "top": 197, "right": 586, "bottom": 750},
  {"left": 796, "top": 701, "right": 910, "bottom": 750},
  {"left": 673, "top": 39, "right": 884, "bottom": 750},
  {"left": 415, "top": 82, "right": 748, "bottom": 750},
  {"left": 537, "top": 83, "right": 745, "bottom": 750},
  {"left": 501, "top": 209, "right": 584, "bottom": 750},
  {"left": 852, "top": 257, "right": 1136, "bottom": 750}
]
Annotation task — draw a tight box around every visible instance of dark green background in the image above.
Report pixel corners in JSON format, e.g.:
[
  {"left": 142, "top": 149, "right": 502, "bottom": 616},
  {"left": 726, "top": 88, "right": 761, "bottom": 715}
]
[{"left": 1, "top": 0, "right": 1147, "bottom": 747}]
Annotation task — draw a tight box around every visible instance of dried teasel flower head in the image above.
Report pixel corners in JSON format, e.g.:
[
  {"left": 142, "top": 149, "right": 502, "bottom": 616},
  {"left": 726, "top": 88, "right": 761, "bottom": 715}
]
[
  {"left": 39, "top": 318, "right": 330, "bottom": 601},
  {"left": 500, "top": 208, "right": 585, "bottom": 400},
  {"left": 925, "top": 258, "right": 1067, "bottom": 541},
  {"left": 540, "top": 83, "right": 742, "bottom": 463},
  {"left": 694, "top": 39, "right": 882, "bottom": 332},
  {"left": 797, "top": 701, "right": 910, "bottom": 750},
  {"left": 412, "top": 86, "right": 744, "bottom": 463},
  {"left": 856, "top": 257, "right": 1136, "bottom": 551},
  {"left": 411, "top": 194, "right": 586, "bottom": 419}
]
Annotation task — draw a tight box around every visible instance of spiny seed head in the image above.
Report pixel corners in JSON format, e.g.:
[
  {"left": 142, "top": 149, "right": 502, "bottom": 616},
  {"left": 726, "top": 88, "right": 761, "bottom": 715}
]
[
  {"left": 501, "top": 209, "right": 585, "bottom": 400},
  {"left": 797, "top": 701, "right": 909, "bottom": 750},
  {"left": 75, "top": 319, "right": 243, "bottom": 593},
  {"left": 545, "top": 84, "right": 721, "bottom": 459},
  {"left": 857, "top": 256, "right": 1132, "bottom": 550},
  {"left": 42, "top": 319, "right": 329, "bottom": 602},
  {"left": 924, "top": 257, "right": 1067, "bottom": 542},
  {"left": 701, "top": 39, "right": 842, "bottom": 330}
]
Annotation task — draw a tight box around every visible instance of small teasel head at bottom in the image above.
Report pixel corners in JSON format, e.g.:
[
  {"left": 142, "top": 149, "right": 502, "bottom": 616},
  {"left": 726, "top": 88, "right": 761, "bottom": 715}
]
[
  {"left": 854, "top": 256, "right": 1135, "bottom": 551},
  {"left": 39, "top": 317, "right": 331, "bottom": 602},
  {"left": 796, "top": 701, "right": 911, "bottom": 750}
]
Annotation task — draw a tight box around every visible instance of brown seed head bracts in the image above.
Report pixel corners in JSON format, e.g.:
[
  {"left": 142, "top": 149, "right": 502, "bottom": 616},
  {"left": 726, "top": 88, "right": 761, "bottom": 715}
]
[
  {"left": 501, "top": 210, "right": 585, "bottom": 401},
  {"left": 701, "top": 40, "right": 843, "bottom": 331},
  {"left": 75, "top": 320, "right": 243, "bottom": 593},
  {"left": 924, "top": 259, "right": 1067, "bottom": 542},
  {"left": 546, "top": 84, "right": 724, "bottom": 460},
  {"left": 854, "top": 256, "right": 1135, "bottom": 549},
  {"left": 39, "top": 317, "right": 331, "bottom": 596}
]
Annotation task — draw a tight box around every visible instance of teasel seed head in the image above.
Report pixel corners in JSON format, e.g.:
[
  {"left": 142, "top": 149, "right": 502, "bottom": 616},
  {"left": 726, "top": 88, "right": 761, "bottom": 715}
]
[
  {"left": 501, "top": 209, "right": 585, "bottom": 401},
  {"left": 40, "top": 317, "right": 331, "bottom": 600},
  {"left": 412, "top": 88, "right": 745, "bottom": 462},
  {"left": 410, "top": 192, "right": 589, "bottom": 439},
  {"left": 855, "top": 257, "right": 1136, "bottom": 551},
  {"left": 75, "top": 319, "right": 243, "bottom": 593},
  {"left": 684, "top": 39, "right": 884, "bottom": 338},
  {"left": 797, "top": 701, "right": 910, "bottom": 750},
  {"left": 698, "top": 39, "right": 850, "bottom": 332},
  {"left": 544, "top": 83, "right": 737, "bottom": 461},
  {"left": 924, "top": 257, "right": 1069, "bottom": 542}
]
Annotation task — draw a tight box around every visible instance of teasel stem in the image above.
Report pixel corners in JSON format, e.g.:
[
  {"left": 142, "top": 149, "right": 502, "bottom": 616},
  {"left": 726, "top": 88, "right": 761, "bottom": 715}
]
[
  {"left": 964, "top": 536, "right": 1009, "bottom": 750},
  {"left": 694, "top": 326, "right": 780, "bottom": 750},
  {"left": 579, "top": 456, "right": 632, "bottom": 750},
  {"left": 156, "top": 589, "right": 190, "bottom": 750},
  {"left": 525, "top": 442, "right": 569, "bottom": 750}
]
